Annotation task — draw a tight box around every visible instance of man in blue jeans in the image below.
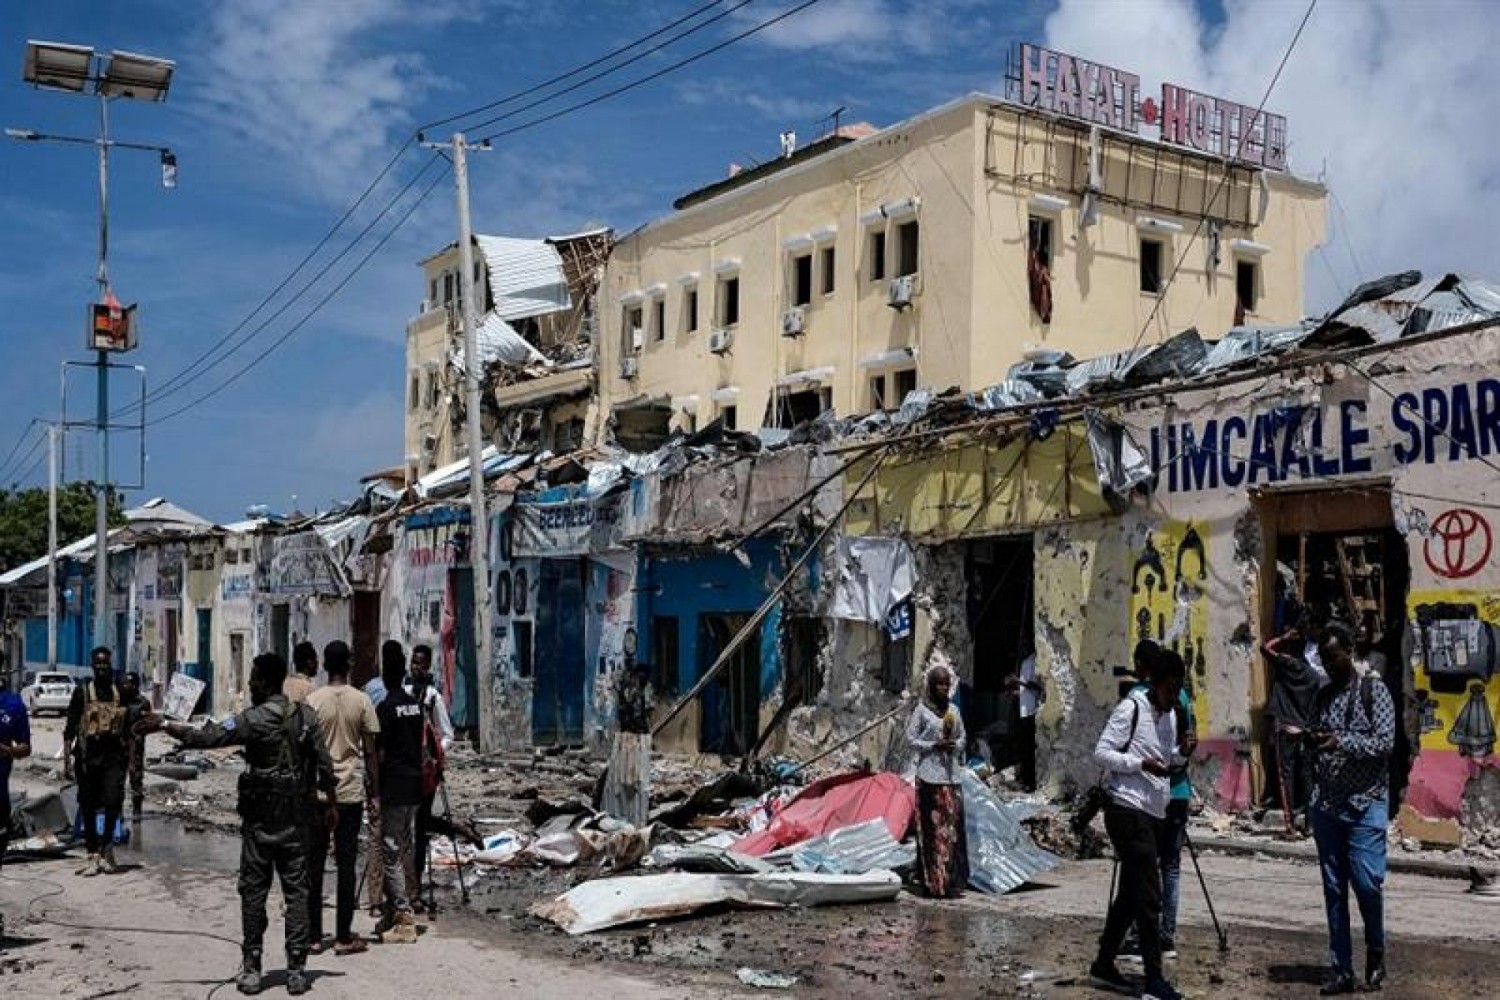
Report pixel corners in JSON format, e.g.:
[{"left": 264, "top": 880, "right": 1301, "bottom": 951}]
[{"left": 1309, "top": 622, "right": 1394, "bottom": 995}]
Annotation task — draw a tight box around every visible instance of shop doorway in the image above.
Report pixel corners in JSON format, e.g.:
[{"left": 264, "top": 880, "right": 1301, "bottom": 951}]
[
  {"left": 350, "top": 591, "right": 381, "bottom": 688},
  {"left": 1258, "top": 486, "right": 1413, "bottom": 807},
  {"left": 963, "top": 537, "right": 1035, "bottom": 772},
  {"left": 698, "top": 613, "right": 761, "bottom": 756},
  {"left": 533, "top": 559, "right": 586, "bottom": 746}
]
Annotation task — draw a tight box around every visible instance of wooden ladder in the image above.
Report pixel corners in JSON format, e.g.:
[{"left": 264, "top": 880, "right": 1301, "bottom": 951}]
[{"left": 1335, "top": 535, "right": 1385, "bottom": 632}]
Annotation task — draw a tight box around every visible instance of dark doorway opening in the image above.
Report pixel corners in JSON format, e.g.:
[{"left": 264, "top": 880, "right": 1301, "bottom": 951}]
[
  {"left": 351, "top": 591, "right": 381, "bottom": 688},
  {"left": 533, "top": 559, "right": 586, "bottom": 746},
  {"left": 698, "top": 613, "right": 761, "bottom": 756},
  {"left": 963, "top": 537, "right": 1035, "bottom": 771}
]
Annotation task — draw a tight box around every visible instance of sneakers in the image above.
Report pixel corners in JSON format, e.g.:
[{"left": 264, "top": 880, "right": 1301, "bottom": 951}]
[
  {"left": 1087, "top": 959, "right": 1133, "bottom": 994},
  {"left": 333, "top": 937, "right": 368, "bottom": 957},
  {"left": 1142, "top": 977, "right": 1184, "bottom": 1000},
  {"left": 1366, "top": 948, "right": 1386, "bottom": 990},
  {"left": 98, "top": 845, "right": 119, "bottom": 875},
  {"left": 286, "top": 968, "right": 310, "bottom": 996},
  {"left": 1319, "top": 971, "right": 1357, "bottom": 995},
  {"left": 383, "top": 910, "right": 418, "bottom": 944},
  {"left": 76, "top": 853, "right": 101, "bottom": 877}
]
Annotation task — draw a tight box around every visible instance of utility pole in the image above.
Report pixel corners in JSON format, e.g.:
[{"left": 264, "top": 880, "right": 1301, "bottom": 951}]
[
  {"left": 47, "top": 423, "right": 59, "bottom": 669},
  {"left": 422, "top": 131, "right": 496, "bottom": 750}
]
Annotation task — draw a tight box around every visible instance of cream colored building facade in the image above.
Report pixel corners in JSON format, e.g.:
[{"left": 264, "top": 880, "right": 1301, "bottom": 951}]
[
  {"left": 404, "top": 246, "right": 484, "bottom": 479},
  {"left": 599, "top": 93, "right": 1327, "bottom": 440}
]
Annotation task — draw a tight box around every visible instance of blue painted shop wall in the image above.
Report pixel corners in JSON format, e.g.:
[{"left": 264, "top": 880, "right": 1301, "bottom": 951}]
[{"left": 634, "top": 537, "right": 788, "bottom": 710}]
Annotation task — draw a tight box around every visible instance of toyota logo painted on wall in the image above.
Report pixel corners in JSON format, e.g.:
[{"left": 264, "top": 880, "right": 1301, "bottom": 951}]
[{"left": 1424, "top": 508, "right": 1494, "bottom": 580}]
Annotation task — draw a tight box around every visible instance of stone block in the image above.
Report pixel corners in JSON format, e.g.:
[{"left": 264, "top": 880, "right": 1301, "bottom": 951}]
[{"left": 1396, "top": 803, "right": 1462, "bottom": 849}]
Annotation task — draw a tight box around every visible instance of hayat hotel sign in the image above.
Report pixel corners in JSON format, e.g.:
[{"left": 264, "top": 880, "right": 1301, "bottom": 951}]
[{"left": 1008, "top": 43, "right": 1288, "bottom": 171}]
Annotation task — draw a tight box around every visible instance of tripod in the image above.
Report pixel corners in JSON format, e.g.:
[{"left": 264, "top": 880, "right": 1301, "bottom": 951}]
[
  {"left": 417, "top": 777, "right": 472, "bottom": 912},
  {"left": 1107, "top": 827, "right": 1228, "bottom": 955}
]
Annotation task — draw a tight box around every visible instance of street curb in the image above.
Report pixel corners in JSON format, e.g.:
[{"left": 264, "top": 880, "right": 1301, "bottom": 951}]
[{"left": 1190, "top": 832, "right": 1483, "bottom": 881}]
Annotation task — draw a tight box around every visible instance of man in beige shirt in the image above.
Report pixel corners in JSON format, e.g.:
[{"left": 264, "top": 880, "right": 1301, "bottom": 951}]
[
  {"left": 305, "top": 640, "right": 380, "bottom": 954},
  {"left": 283, "top": 642, "right": 318, "bottom": 704}
]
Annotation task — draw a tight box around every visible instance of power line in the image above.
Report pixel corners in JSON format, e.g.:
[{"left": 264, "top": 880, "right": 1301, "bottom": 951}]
[
  {"left": 416, "top": 0, "right": 736, "bottom": 133},
  {"left": 477, "top": 0, "right": 826, "bottom": 144},
  {"left": 0, "top": 417, "right": 41, "bottom": 484},
  {"left": 1344, "top": 355, "right": 1500, "bottom": 480},
  {"left": 113, "top": 137, "right": 418, "bottom": 418},
  {"left": 1123, "top": 0, "right": 1318, "bottom": 358},
  {"left": 2, "top": 426, "right": 47, "bottom": 487},
  {"left": 457, "top": 0, "right": 757, "bottom": 137},
  {"left": 130, "top": 150, "right": 440, "bottom": 415},
  {"left": 146, "top": 158, "right": 451, "bottom": 427}
]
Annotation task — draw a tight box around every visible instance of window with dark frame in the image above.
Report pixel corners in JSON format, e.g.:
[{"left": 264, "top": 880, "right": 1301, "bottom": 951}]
[
  {"left": 1236, "top": 259, "right": 1258, "bottom": 313},
  {"left": 869, "top": 229, "right": 887, "bottom": 281},
  {"left": 652, "top": 298, "right": 666, "bottom": 342},
  {"left": 626, "top": 305, "right": 644, "bottom": 349},
  {"left": 793, "top": 253, "right": 813, "bottom": 306},
  {"left": 893, "top": 367, "right": 917, "bottom": 404},
  {"left": 721, "top": 405, "right": 737, "bottom": 430},
  {"left": 720, "top": 276, "right": 740, "bottom": 326},
  {"left": 820, "top": 245, "right": 836, "bottom": 295},
  {"left": 685, "top": 287, "right": 699, "bottom": 333},
  {"left": 650, "top": 616, "right": 680, "bottom": 697},
  {"left": 783, "top": 618, "right": 826, "bottom": 704},
  {"left": 896, "top": 220, "right": 919, "bottom": 277},
  {"left": 514, "top": 621, "right": 534, "bottom": 678},
  {"left": 870, "top": 375, "right": 887, "bottom": 411},
  {"left": 1028, "top": 215, "right": 1053, "bottom": 268},
  {"left": 409, "top": 374, "right": 419, "bottom": 411},
  {"left": 1139, "top": 238, "right": 1164, "bottom": 293}
]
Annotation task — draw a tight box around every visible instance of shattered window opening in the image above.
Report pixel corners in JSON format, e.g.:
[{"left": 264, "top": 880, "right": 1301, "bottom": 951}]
[
  {"left": 1140, "top": 237, "right": 1164, "bottom": 294},
  {"left": 720, "top": 404, "right": 737, "bottom": 430},
  {"left": 820, "top": 244, "right": 836, "bottom": 295},
  {"left": 784, "top": 618, "right": 826, "bottom": 705},
  {"left": 685, "top": 287, "right": 699, "bottom": 333},
  {"left": 893, "top": 367, "right": 917, "bottom": 405},
  {"left": 870, "top": 375, "right": 888, "bottom": 412},
  {"left": 792, "top": 253, "right": 813, "bottom": 307},
  {"left": 1028, "top": 215, "right": 1053, "bottom": 269},
  {"left": 896, "top": 220, "right": 920, "bottom": 278},
  {"left": 652, "top": 297, "right": 666, "bottom": 343},
  {"left": 869, "top": 229, "right": 887, "bottom": 281},
  {"left": 1237, "top": 259, "right": 1259, "bottom": 314},
  {"left": 718, "top": 276, "right": 741, "bottom": 327}
]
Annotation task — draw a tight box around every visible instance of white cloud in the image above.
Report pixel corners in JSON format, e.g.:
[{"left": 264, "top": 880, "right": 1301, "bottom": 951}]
[
  {"left": 677, "top": 79, "right": 834, "bottom": 125},
  {"left": 1042, "top": 0, "right": 1500, "bottom": 311},
  {"left": 184, "top": 0, "right": 471, "bottom": 201}
]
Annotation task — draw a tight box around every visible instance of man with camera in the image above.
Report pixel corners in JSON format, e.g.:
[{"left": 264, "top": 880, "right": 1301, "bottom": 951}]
[
  {"left": 1307, "top": 622, "right": 1395, "bottom": 995},
  {"left": 1088, "top": 650, "right": 1188, "bottom": 1000}
]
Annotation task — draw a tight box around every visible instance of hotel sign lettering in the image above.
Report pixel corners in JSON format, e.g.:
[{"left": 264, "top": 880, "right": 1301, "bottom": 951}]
[{"left": 1013, "top": 43, "right": 1288, "bottom": 171}]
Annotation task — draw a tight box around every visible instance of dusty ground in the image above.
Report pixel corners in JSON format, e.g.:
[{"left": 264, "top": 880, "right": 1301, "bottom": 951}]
[{"left": 7, "top": 716, "right": 1497, "bottom": 998}]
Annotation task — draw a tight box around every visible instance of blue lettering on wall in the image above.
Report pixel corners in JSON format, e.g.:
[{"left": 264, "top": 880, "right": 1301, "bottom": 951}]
[
  {"left": 1247, "top": 412, "right": 1277, "bottom": 484},
  {"left": 1480, "top": 379, "right": 1500, "bottom": 456},
  {"left": 1221, "top": 417, "right": 1247, "bottom": 486},
  {"left": 1182, "top": 421, "right": 1218, "bottom": 491},
  {"left": 1340, "top": 400, "right": 1372, "bottom": 474},
  {"left": 1420, "top": 387, "right": 1449, "bottom": 462},
  {"left": 1392, "top": 392, "right": 1420, "bottom": 463},
  {"left": 1449, "top": 383, "right": 1478, "bottom": 461}
]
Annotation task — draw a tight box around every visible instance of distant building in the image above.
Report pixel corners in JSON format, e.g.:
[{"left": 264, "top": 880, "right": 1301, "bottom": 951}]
[{"left": 597, "top": 90, "right": 1326, "bottom": 447}]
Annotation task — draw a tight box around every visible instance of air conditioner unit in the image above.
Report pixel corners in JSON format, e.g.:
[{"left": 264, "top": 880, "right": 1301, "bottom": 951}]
[
  {"left": 887, "top": 274, "right": 917, "bottom": 310},
  {"left": 709, "top": 328, "right": 733, "bottom": 354},
  {"left": 781, "top": 307, "right": 806, "bottom": 337},
  {"left": 619, "top": 356, "right": 639, "bottom": 379}
]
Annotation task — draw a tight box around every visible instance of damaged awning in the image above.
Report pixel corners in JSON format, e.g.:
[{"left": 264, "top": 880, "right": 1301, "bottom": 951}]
[{"left": 465, "top": 234, "right": 574, "bottom": 368}]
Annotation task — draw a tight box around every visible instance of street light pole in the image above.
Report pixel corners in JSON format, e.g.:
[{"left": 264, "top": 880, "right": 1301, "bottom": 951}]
[
  {"left": 94, "top": 93, "right": 111, "bottom": 662},
  {"left": 47, "top": 423, "right": 60, "bottom": 669}
]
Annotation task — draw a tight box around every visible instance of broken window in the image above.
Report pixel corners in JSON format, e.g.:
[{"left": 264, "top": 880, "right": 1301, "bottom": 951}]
[
  {"left": 624, "top": 305, "right": 644, "bottom": 353},
  {"left": 869, "top": 229, "right": 887, "bottom": 281},
  {"left": 652, "top": 297, "right": 666, "bottom": 343},
  {"left": 893, "top": 367, "right": 917, "bottom": 405},
  {"left": 685, "top": 287, "right": 698, "bottom": 333},
  {"left": 1237, "top": 259, "right": 1258, "bottom": 315},
  {"left": 896, "top": 220, "right": 920, "bottom": 277},
  {"left": 777, "top": 387, "right": 826, "bottom": 426},
  {"left": 552, "top": 417, "right": 584, "bottom": 454},
  {"left": 1139, "top": 238, "right": 1164, "bottom": 294},
  {"left": 1028, "top": 215, "right": 1053, "bottom": 269},
  {"left": 650, "top": 616, "right": 679, "bottom": 697},
  {"left": 784, "top": 618, "right": 825, "bottom": 705},
  {"left": 720, "top": 404, "right": 737, "bottom": 430},
  {"left": 793, "top": 253, "right": 813, "bottom": 307},
  {"left": 820, "top": 245, "right": 836, "bottom": 295},
  {"left": 718, "top": 276, "right": 740, "bottom": 326},
  {"left": 870, "top": 375, "right": 888, "bottom": 412}
]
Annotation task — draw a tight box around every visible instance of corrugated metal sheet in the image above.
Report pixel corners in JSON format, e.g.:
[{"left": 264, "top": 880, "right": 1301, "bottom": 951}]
[
  {"left": 471, "top": 314, "right": 548, "bottom": 367},
  {"left": 476, "top": 235, "right": 571, "bottom": 321},
  {"left": 961, "top": 770, "right": 1060, "bottom": 895}
]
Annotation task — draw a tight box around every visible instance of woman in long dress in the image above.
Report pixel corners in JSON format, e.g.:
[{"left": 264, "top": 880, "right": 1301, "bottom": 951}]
[{"left": 905, "top": 663, "right": 968, "bottom": 897}]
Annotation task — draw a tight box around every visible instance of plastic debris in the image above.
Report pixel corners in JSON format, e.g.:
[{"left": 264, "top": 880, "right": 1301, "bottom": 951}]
[{"left": 736, "top": 968, "right": 800, "bottom": 989}]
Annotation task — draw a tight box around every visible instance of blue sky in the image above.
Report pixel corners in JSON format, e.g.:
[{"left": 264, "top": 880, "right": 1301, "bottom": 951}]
[{"left": 1, "top": 1, "right": 1495, "bottom": 524}]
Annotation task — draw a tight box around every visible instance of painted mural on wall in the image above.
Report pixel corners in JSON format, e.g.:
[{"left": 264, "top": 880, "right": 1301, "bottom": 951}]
[{"left": 1128, "top": 521, "right": 1211, "bottom": 724}]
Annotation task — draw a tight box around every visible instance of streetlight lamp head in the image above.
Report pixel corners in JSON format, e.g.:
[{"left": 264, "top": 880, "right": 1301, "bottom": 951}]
[
  {"left": 99, "top": 49, "right": 174, "bottom": 101},
  {"left": 23, "top": 40, "right": 94, "bottom": 92}
]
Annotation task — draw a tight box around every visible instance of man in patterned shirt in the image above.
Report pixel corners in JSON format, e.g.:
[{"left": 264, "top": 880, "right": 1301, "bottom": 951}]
[{"left": 1308, "top": 622, "right": 1395, "bottom": 995}]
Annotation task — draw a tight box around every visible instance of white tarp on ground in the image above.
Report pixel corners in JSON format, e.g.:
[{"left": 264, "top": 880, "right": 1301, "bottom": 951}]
[
  {"left": 828, "top": 536, "right": 915, "bottom": 623},
  {"left": 530, "top": 869, "right": 902, "bottom": 935}
]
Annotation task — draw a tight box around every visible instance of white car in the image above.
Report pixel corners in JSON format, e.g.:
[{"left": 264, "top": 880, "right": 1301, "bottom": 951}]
[{"left": 21, "top": 671, "right": 76, "bottom": 716}]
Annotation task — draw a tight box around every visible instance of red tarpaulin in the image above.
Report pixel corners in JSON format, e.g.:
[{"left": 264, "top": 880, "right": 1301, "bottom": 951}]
[{"left": 732, "top": 772, "right": 916, "bottom": 857}]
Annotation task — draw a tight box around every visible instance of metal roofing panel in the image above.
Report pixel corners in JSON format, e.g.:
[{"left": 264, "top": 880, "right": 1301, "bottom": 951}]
[
  {"left": 471, "top": 313, "right": 548, "bottom": 367},
  {"left": 475, "top": 235, "right": 571, "bottom": 321}
]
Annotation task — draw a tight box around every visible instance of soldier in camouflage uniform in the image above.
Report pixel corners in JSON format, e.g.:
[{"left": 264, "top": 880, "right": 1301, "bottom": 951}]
[{"left": 144, "top": 653, "right": 334, "bottom": 996}]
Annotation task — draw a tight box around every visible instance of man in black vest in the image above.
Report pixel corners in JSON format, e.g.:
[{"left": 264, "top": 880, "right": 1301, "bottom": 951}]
[
  {"left": 144, "top": 653, "right": 334, "bottom": 996},
  {"left": 64, "top": 647, "right": 131, "bottom": 874}
]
